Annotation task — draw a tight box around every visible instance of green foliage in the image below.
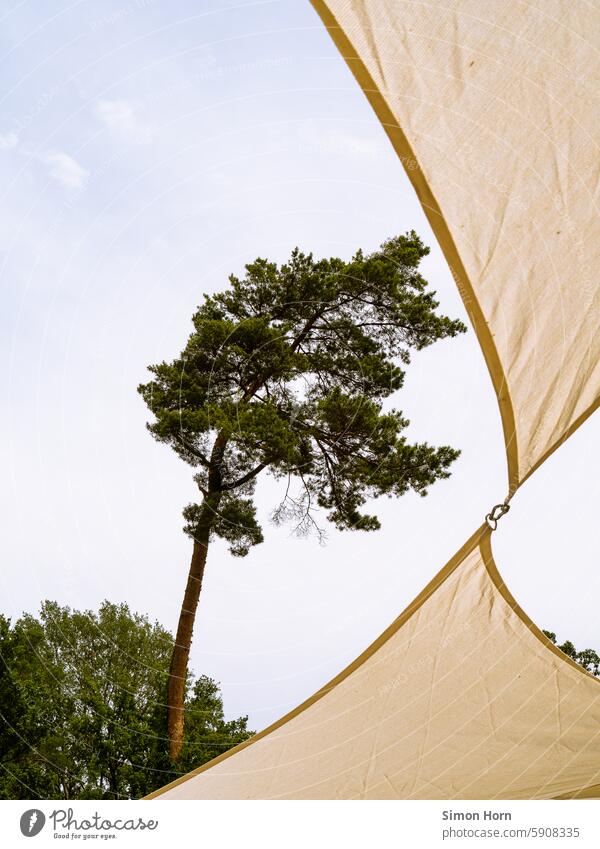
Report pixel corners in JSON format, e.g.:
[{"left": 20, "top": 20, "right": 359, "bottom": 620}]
[
  {"left": 183, "top": 495, "right": 263, "bottom": 556},
  {"left": 0, "top": 602, "right": 251, "bottom": 799},
  {"left": 543, "top": 630, "right": 600, "bottom": 676},
  {"left": 139, "top": 233, "right": 467, "bottom": 545}
]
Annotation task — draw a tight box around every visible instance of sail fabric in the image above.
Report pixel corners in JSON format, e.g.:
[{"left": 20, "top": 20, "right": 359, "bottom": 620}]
[
  {"left": 146, "top": 0, "right": 600, "bottom": 800},
  {"left": 150, "top": 527, "right": 600, "bottom": 800},
  {"left": 310, "top": 0, "right": 600, "bottom": 490}
]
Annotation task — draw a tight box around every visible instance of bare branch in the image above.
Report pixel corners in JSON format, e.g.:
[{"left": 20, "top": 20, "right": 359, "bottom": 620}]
[
  {"left": 174, "top": 434, "right": 210, "bottom": 467},
  {"left": 222, "top": 462, "right": 268, "bottom": 492}
]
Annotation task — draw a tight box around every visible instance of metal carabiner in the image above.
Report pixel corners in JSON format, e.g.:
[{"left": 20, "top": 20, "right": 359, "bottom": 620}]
[{"left": 485, "top": 501, "right": 510, "bottom": 531}]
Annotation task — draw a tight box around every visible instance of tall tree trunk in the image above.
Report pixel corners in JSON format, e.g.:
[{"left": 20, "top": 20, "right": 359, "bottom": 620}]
[
  {"left": 167, "top": 526, "right": 211, "bottom": 761},
  {"left": 168, "top": 433, "right": 227, "bottom": 761}
]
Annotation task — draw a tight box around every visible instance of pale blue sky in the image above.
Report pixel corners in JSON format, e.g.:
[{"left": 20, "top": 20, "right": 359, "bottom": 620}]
[{"left": 2, "top": 0, "right": 599, "bottom": 730}]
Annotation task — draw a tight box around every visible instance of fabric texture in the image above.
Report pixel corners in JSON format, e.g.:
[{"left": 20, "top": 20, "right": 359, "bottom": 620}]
[
  {"left": 311, "top": 0, "right": 600, "bottom": 491},
  {"left": 150, "top": 527, "right": 600, "bottom": 799}
]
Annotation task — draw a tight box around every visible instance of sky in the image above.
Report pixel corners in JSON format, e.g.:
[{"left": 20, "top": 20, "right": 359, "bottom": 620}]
[{"left": 1, "top": 0, "right": 599, "bottom": 732}]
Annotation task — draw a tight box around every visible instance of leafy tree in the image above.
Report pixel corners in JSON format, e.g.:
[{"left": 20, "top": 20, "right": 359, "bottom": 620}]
[
  {"left": 543, "top": 630, "right": 600, "bottom": 676},
  {"left": 138, "top": 233, "right": 467, "bottom": 759},
  {"left": 0, "top": 601, "right": 250, "bottom": 799}
]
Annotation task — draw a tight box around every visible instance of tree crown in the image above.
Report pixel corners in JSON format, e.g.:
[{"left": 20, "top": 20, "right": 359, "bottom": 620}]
[{"left": 138, "top": 233, "right": 466, "bottom": 550}]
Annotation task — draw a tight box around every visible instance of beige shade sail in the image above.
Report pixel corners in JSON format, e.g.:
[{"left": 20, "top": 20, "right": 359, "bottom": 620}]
[
  {"left": 149, "top": 526, "right": 600, "bottom": 799},
  {"left": 310, "top": 0, "right": 600, "bottom": 491},
  {"left": 146, "top": 0, "right": 600, "bottom": 800}
]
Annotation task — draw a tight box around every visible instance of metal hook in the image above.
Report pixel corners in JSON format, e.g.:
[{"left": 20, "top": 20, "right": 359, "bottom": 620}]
[{"left": 485, "top": 502, "right": 510, "bottom": 531}]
